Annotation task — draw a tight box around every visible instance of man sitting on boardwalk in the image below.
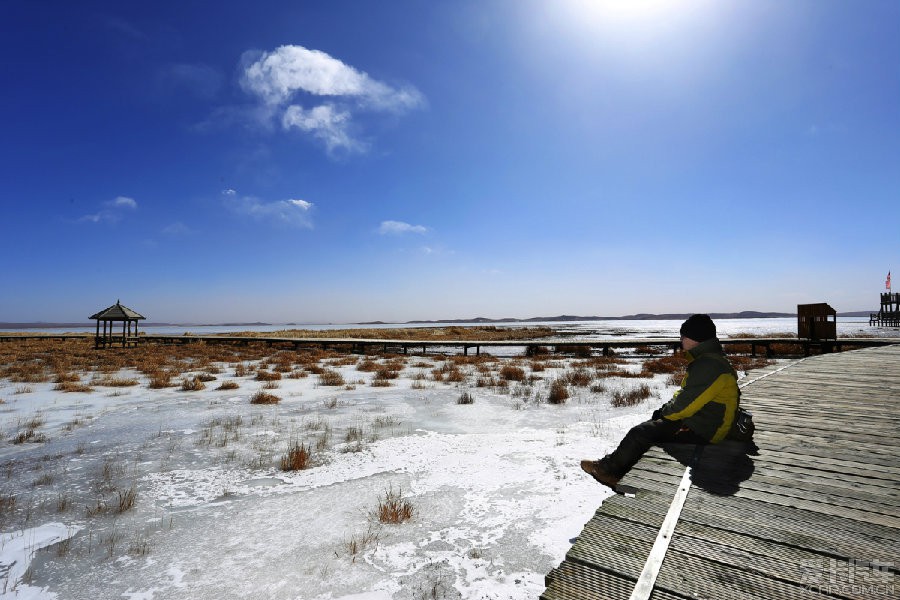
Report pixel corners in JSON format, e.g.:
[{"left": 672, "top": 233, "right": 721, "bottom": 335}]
[{"left": 581, "top": 314, "right": 740, "bottom": 490}]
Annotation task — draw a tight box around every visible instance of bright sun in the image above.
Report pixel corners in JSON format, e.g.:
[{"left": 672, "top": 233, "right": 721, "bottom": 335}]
[{"left": 566, "top": 0, "right": 682, "bottom": 22}]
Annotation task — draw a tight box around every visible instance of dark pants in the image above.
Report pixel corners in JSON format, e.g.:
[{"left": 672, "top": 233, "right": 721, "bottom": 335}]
[{"left": 603, "top": 419, "right": 708, "bottom": 477}]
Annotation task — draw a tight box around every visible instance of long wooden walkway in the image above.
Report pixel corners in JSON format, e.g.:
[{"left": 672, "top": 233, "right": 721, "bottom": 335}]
[
  {"left": 544, "top": 345, "right": 900, "bottom": 599},
  {"left": 1, "top": 333, "right": 896, "bottom": 358}
]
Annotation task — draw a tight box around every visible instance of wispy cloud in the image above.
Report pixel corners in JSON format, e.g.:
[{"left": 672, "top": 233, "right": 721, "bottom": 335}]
[
  {"left": 110, "top": 196, "right": 137, "bottom": 209},
  {"left": 159, "top": 63, "right": 224, "bottom": 100},
  {"left": 237, "top": 45, "right": 425, "bottom": 155},
  {"left": 378, "top": 220, "right": 428, "bottom": 235},
  {"left": 282, "top": 104, "right": 365, "bottom": 154},
  {"left": 97, "top": 15, "right": 148, "bottom": 41},
  {"left": 162, "top": 221, "right": 191, "bottom": 236},
  {"left": 79, "top": 196, "right": 138, "bottom": 224},
  {"left": 223, "top": 190, "right": 314, "bottom": 229}
]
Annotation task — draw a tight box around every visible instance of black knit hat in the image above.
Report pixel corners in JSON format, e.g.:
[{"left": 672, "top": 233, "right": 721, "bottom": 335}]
[{"left": 680, "top": 314, "right": 716, "bottom": 342}]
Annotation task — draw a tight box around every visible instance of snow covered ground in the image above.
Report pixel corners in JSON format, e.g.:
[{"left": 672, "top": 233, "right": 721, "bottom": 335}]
[{"left": 0, "top": 346, "right": 675, "bottom": 600}]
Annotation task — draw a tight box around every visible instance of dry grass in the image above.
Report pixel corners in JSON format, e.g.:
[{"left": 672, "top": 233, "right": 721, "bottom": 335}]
[
  {"left": 499, "top": 364, "right": 526, "bottom": 382},
  {"left": 280, "top": 442, "right": 312, "bottom": 471},
  {"left": 611, "top": 383, "right": 653, "bottom": 407},
  {"left": 116, "top": 485, "right": 137, "bottom": 513},
  {"left": 249, "top": 390, "right": 280, "bottom": 404},
  {"left": 180, "top": 377, "right": 206, "bottom": 391},
  {"left": 547, "top": 380, "right": 569, "bottom": 404},
  {"left": 641, "top": 354, "right": 687, "bottom": 375},
  {"left": 344, "top": 527, "right": 380, "bottom": 562},
  {"left": 357, "top": 358, "right": 380, "bottom": 372},
  {"left": 93, "top": 376, "right": 139, "bottom": 387},
  {"left": 255, "top": 370, "right": 281, "bottom": 381},
  {"left": 559, "top": 368, "right": 593, "bottom": 387},
  {"left": 375, "top": 366, "right": 400, "bottom": 380},
  {"left": 373, "top": 486, "right": 414, "bottom": 524},
  {"left": 457, "top": 391, "right": 475, "bottom": 405},
  {"left": 53, "top": 381, "right": 94, "bottom": 393},
  {"left": 216, "top": 381, "right": 240, "bottom": 390},
  {"left": 318, "top": 369, "right": 346, "bottom": 386},
  {"left": 729, "top": 354, "right": 775, "bottom": 372}
]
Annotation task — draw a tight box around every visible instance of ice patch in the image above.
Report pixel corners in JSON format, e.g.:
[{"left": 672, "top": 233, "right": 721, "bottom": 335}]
[{"left": 0, "top": 523, "right": 80, "bottom": 599}]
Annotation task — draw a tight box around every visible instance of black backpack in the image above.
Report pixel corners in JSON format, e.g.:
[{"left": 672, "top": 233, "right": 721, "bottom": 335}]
[{"left": 728, "top": 407, "right": 755, "bottom": 442}]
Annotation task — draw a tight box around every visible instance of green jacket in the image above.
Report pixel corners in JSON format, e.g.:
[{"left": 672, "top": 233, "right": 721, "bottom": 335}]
[{"left": 658, "top": 338, "right": 740, "bottom": 443}]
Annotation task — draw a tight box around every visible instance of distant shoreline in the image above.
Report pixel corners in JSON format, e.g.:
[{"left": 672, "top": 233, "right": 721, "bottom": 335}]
[{"left": 0, "top": 311, "right": 874, "bottom": 330}]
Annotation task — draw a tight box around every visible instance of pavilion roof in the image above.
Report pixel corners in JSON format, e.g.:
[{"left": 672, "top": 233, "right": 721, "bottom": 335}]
[{"left": 89, "top": 301, "right": 146, "bottom": 321}]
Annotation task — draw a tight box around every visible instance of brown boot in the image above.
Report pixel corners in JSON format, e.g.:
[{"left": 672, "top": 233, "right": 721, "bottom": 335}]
[{"left": 580, "top": 459, "right": 621, "bottom": 490}]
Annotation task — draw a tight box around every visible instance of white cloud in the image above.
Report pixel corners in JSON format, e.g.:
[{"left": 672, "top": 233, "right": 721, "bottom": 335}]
[
  {"left": 379, "top": 220, "right": 428, "bottom": 235},
  {"left": 288, "top": 199, "right": 312, "bottom": 210},
  {"left": 79, "top": 196, "right": 138, "bottom": 224},
  {"left": 237, "top": 44, "right": 425, "bottom": 155},
  {"left": 109, "top": 196, "right": 137, "bottom": 209},
  {"left": 241, "top": 45, "right": 424, "bottom": 112},
  {"left": 282, "top": 104, "right": 365, "bottom": 154},
  {"left": 222, "top": 189, "right": 237, "bottom": 196},
  {"left": 225, "top": 195, "right": 314, "bottom": 229}
]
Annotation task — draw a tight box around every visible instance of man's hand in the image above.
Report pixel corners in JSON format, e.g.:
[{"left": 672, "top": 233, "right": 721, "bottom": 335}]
[{"left": 651, "top": 408, "right": 662, "bottom": 420}]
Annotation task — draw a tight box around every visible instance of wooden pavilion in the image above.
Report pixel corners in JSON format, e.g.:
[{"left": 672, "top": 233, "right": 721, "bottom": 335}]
[{"left": 89, "top": 301, "right": 146, "bottom": 348}]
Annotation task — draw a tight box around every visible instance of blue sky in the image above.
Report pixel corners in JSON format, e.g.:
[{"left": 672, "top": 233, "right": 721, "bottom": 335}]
[{"left": 2, "top": 0, "right": 898, "bottom": 324}]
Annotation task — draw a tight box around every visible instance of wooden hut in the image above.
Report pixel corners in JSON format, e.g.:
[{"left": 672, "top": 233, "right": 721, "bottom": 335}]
[
  {"left": 90, "top": 301, "right": 146, "bottom": 348},
  {"left": 797, "top": 302, "right": 836, "bottom": 341}
]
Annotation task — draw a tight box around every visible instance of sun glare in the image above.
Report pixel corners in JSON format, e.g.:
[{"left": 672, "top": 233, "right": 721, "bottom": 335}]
[{"left": 568, "top": 0, "right": 681, "bottom": 22}]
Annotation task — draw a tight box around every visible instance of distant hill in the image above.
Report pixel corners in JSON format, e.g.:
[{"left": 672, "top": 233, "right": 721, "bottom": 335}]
[
  {"left": 389, "top": 310, "right": 877, "bottom": 325},
  {"left": 401, "top": 311, "right": 792, "bottom": 324}
]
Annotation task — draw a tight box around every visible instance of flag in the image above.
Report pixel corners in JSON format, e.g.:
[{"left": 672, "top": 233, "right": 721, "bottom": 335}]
[{"left": 888, "top": 271, "right": 892, "bottom": 290}]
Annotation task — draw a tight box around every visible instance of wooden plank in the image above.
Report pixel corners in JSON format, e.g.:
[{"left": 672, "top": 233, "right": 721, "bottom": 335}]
[
  {"left": 635, "top": 456, "right": 899, "bottom": 508},
  {"left": 601, "top": 498, "right": 900, "bottom": 565},
  {"left": 543, "top": 562, "right": 691, "bottom": 600},
  {"left": 622, "top": 467, "right": 900, "bottom": 527}
]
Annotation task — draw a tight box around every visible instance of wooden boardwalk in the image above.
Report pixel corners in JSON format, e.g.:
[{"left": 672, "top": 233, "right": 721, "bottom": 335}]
[
  {"left": 543, "top": 345, "right": 900, "bottom": 599},
  {"left": 1, "top": 333, "right": 897, "bottom": 358}
]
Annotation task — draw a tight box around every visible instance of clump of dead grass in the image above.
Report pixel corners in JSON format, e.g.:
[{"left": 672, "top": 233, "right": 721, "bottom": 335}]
[
  {"left": 499, "top": 364, "right": 526, "bottom": 382},
  {"left": 372, "top": 486, "right": 414, "bottom": 524},
  {"left": 53, "top": 381, "right": 94, "bottom": 393},
  {"left": 255, "top": 370, "right": 281, "bottom": 382},
  {"left": 250, "top": 390, "right": 280, "bottom": 404},
  {"left": 180, "top": 377, "right": 206, "bottom": 391},
  {"left": 457, "top": 391, "right": 475, "bottom": 405},
  {"left": 93, "top": 376, "right": 139, "bottom": 387},
  {"left": 611, "top": 383, "right": 654, "bottom": 407},
  {"left": 319, "top": 369, "right": 346, "bottom": 386},
  {"left": 280, "top": 441, "right": 312, "bottom": 471},
  {"left": 547, "top": 380, "right": 569, "bottom": 404}
]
